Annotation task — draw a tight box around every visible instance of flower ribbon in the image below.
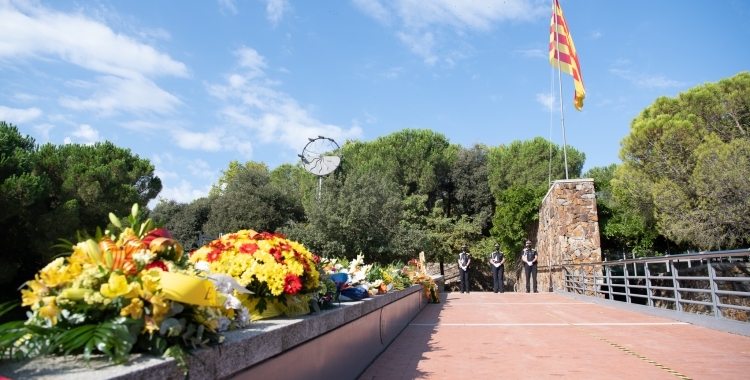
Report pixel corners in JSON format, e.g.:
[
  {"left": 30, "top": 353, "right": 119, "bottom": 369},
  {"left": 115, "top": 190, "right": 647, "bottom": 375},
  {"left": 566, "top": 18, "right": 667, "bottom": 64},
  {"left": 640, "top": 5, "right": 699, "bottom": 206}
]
[{"left": 156, "top": 270, "right": 221, "bottom": 307}]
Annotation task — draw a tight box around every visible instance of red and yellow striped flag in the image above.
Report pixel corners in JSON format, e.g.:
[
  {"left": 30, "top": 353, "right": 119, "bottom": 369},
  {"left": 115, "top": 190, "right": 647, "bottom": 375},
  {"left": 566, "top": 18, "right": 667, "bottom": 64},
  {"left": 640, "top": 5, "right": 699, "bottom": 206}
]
[{"left": 549, "top": 0, "right": 585, "bottom": 111}]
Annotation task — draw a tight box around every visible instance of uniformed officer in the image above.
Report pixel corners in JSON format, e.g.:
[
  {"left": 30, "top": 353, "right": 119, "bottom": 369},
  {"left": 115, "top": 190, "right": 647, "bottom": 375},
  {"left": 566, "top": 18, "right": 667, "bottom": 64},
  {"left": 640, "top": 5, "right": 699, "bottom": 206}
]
[
  {"left": 521, "top": 240, "right": 538, "bottom": 293},
  {"left": 457, "top": 244, "right": 471, "bottom": 293},
  {"left": 489, "top": 243, "right": 505, "bottom": 293}
]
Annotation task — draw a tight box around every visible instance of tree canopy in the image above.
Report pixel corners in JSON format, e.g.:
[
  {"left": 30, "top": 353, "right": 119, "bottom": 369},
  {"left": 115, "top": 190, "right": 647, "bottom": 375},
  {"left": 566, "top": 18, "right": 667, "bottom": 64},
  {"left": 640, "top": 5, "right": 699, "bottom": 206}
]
[
  {"left": 614, "top": 71, "right": 750, "bottom": 251},
  {"left": 203, "top": 163, "right": 304, "bottom": 235},
  {"left": 0, "top": 123, "right": 161, "bottom": 292}
]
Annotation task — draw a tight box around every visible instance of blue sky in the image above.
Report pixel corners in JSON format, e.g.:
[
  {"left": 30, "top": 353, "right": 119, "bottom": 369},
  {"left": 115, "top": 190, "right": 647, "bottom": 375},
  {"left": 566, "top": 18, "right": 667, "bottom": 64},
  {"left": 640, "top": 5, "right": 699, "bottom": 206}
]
[{"left": 2, "top": 0, "right": 749, "bottom": 205}]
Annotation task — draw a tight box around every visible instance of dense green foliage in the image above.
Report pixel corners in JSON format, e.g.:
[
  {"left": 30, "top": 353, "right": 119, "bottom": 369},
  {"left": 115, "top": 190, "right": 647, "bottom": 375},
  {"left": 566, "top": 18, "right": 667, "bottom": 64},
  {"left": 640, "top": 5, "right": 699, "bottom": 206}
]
[
  {"left": 149, "top": 198, "right": 213, "bottom": 251},
  {"left": 487, "top": 137, "right": 585, "bottom": 193},
  {"left": 613, "top": 71, "right": 750, "bottom": 251},
  {"left": 450, "top": 144, "right": 494, "bottom": 233},
  {"left": 342, "top": 129, "right": 458, "bottom": 211},
  {"left": 0, "top": 122, "right": 161, "bottom": 296},
  {"left": 203, "top": 164, "right": 304, "bottom": 235},
  {"left": 488, "top": 138, "right": 584, "bottom": 258},
  {"left": 282, "top": 172, "right": 405, "bottom": 260}
]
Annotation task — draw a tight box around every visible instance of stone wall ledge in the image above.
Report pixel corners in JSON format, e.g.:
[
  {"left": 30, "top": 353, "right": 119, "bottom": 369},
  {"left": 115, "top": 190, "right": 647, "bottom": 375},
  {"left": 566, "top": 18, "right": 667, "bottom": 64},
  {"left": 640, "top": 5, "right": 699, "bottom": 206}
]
[{"left": 0, "top": 277, "right": 441, "bottom": 380}]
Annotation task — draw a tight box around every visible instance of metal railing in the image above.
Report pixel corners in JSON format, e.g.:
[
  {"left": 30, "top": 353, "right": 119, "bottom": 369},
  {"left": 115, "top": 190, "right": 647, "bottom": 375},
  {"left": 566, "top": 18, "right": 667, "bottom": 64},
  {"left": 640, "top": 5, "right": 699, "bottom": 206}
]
[{"left": 562, "top": 249, "right": 750, "bottom": 322}]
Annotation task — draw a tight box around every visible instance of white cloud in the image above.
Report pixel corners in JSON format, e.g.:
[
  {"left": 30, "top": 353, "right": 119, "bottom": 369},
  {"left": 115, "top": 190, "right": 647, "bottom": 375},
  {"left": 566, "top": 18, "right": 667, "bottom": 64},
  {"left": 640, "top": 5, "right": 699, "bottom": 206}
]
[
  {"left": 397, "top": 31, "right": 437, "bottom": 65},
  {"left": 236, "top": 47, "right": 267, "bottom": 77},
  {"left": 512, "top": 49, "right": 546, "bottom": 59},
  {"left": 218, "top": 0, "right": 238, "bottom": 15},
  {"left": 352, "top": 0, "right": 391, "bottom": 25},
  {"left": 381, "top": 67, "right": 403, "bottom": 79},
  {"left": 167, "top": 127, "right": 254, "bottom": 157},
  {"left": 32, "top": 123, "right": 54, "bottom": 142},
  {"left": 157, "top": 180, "right": 209, "bottom": 204},
  {"left": 59, "top": 75, "right": 182, "bottom": 115},
  {"left": 591, "top": 30, "right": 602, "bottom": 39},
  {"left": 171, "top": 129, "right": 226, "bottom": 151},
  {"left": 610, "top": 69, "right": 686, "bottom": 89},
  {"left": 0, "top": 2, "right": 188, "bottom": 79},
  {"left": 535, "top": 92, "right": 555, "bottom": 112},
  {"left": 0, "top": 105, "right": 42, "bottom": 123},
  {"left": 120, "top": 119, "right": 168, "bottom": 133},
  {"left": 13, "top": 92, "right": 39, "bottom": 101},
  {"left": 187, "top": 159, "right": 219, "bottom": 179},
  {"left": 391, "top": 0, "right": 545, "bottom": 30},
  {"left": 264, "top": 0, "right": 291, "bottom": 27},
  {"left": 63, "top": 124, "right": 100, "bottom": 145},
  {"left": 352, "top": 0, "right": 546, "bottom": 66},
  {"left": 207, "top": 46, "right": 362, "bottom": 152},
  {"left": 0, "top": 1, "right": 187, "bottom": 115},
  {"left": 154, "top": 168, "right": 179, "bottom": 180},
  {"left": 364, "top": 111, "right": 377, "bottom": 124}
]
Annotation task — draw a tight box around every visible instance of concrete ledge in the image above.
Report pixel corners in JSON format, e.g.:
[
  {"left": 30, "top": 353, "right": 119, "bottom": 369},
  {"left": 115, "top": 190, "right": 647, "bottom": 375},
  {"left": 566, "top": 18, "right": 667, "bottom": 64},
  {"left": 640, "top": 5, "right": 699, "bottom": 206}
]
[
  {"left": 556, "top": 290, "right": 750, "bottom": 337},
  {"left": 0, "top": 277, "right": 442, "bottom": 380}
]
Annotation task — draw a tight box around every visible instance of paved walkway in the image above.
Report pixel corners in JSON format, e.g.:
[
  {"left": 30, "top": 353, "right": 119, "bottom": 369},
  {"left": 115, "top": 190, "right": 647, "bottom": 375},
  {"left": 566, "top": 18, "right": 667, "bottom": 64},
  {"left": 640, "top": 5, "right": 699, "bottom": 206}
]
[{"left": 359, "top": 292, "right": 750, "bottom": 379}]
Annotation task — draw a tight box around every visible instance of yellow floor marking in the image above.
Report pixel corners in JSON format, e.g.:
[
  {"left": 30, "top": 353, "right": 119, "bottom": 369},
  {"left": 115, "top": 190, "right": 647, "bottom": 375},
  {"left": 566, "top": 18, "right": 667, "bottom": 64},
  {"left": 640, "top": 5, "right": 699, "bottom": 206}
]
[{"left": 548, "top": 313, "right": 692, "bottom": 380}]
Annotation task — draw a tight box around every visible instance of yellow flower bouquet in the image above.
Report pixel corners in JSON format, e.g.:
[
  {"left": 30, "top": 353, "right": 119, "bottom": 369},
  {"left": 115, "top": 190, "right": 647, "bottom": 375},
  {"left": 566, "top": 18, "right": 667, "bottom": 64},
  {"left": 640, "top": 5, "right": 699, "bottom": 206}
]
[
  {"left": 189, "top": 230, "right": 321, "bottom": 320},
  {"left": 1, "top": 205, "right": 249, "bottom": 370}
]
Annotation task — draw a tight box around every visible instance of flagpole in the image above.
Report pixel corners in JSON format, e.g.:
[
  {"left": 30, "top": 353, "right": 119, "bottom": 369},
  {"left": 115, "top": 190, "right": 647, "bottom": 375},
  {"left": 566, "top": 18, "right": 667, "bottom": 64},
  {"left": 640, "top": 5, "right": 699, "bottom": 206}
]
[{"left": 553, "top": 0, "right": 569, "bottom": 179}]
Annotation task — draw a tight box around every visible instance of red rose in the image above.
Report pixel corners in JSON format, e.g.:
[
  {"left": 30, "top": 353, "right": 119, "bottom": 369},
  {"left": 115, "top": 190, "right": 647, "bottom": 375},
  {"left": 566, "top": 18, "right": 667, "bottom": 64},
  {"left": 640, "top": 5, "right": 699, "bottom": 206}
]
[{"left": 146, "top": 260, "right": 169, "bottom": 272}]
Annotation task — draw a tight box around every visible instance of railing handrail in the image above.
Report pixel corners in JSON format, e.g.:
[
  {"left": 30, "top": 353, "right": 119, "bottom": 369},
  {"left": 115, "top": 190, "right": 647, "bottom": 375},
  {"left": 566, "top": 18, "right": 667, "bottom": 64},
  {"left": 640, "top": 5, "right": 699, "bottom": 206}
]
[
  {"left": 558, "top": 248, "right": 750, "bottom": 324},
  {"left": 559, "top": 248, "right": 750, "bottom": 267}
]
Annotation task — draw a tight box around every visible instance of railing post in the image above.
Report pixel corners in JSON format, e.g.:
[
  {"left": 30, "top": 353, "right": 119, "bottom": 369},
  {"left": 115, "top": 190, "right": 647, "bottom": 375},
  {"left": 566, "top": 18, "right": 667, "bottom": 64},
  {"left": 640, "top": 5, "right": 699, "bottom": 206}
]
[
  {"left": 707, "top": 260, "right": 722, "bottom": 318},
  {"left": 670, "top": 260, "right": 683, "bottom": 312},
  {"left": 644, "top": 262, "right": 653, "bottom": 307},
  {"left": 580, "top": 268, "right": 585, "bottom": 295},
  {"left": 594, "top": 265, "right": 599, "bottom": 298},
  {"left": 606, "top": 265, "right": 613, "bottom": 300},
  {"left": 623, "top": 263, "right": 631, "bottom": 304}
]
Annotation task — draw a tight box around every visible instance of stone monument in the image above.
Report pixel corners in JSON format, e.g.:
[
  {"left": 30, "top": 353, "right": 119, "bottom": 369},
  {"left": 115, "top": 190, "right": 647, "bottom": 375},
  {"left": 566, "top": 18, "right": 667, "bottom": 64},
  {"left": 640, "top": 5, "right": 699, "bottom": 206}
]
[{"left": 535, "top": 179, "right": 602, "bottom": 294}]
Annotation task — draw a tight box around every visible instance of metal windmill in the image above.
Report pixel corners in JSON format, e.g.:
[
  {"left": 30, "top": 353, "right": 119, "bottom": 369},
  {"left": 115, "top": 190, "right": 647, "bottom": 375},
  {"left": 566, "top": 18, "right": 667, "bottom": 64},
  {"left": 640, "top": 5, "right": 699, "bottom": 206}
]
[{"left": 298, "top": 136, "right": 342, "bottom": 200}]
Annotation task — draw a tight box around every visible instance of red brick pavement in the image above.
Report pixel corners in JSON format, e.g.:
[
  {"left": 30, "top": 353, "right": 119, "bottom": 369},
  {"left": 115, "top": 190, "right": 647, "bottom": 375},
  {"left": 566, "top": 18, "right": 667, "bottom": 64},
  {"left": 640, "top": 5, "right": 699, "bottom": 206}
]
[{"left": 359, "top": 292, "right": 750, "bottom": 380}]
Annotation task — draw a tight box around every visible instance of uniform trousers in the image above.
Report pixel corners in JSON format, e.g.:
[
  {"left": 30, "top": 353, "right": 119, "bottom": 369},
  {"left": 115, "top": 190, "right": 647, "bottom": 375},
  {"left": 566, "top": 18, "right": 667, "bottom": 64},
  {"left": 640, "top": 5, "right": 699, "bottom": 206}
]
[
  {"left": 491, "top": 265, "right": 504, "bottom": 292},
  {"left": 524, "top": 264, "right": 538, "bottom": 292},
  {"left": 459, "top": 267, "right": 470, "bottom": 293}
]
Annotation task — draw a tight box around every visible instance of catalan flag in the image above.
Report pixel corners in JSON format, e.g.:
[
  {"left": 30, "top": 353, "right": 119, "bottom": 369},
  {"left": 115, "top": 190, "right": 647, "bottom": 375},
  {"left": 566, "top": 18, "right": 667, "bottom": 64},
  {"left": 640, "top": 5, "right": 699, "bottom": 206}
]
[{"left": 549, "top": 0, "right": 585, "bottom": 111}]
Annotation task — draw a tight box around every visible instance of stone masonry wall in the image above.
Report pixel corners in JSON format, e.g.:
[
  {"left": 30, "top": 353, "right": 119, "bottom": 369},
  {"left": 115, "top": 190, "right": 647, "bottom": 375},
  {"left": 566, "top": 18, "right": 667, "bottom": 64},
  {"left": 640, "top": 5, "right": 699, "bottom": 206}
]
[{"left": 535, "top": 179, "right": 602, "bottom": 293}]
